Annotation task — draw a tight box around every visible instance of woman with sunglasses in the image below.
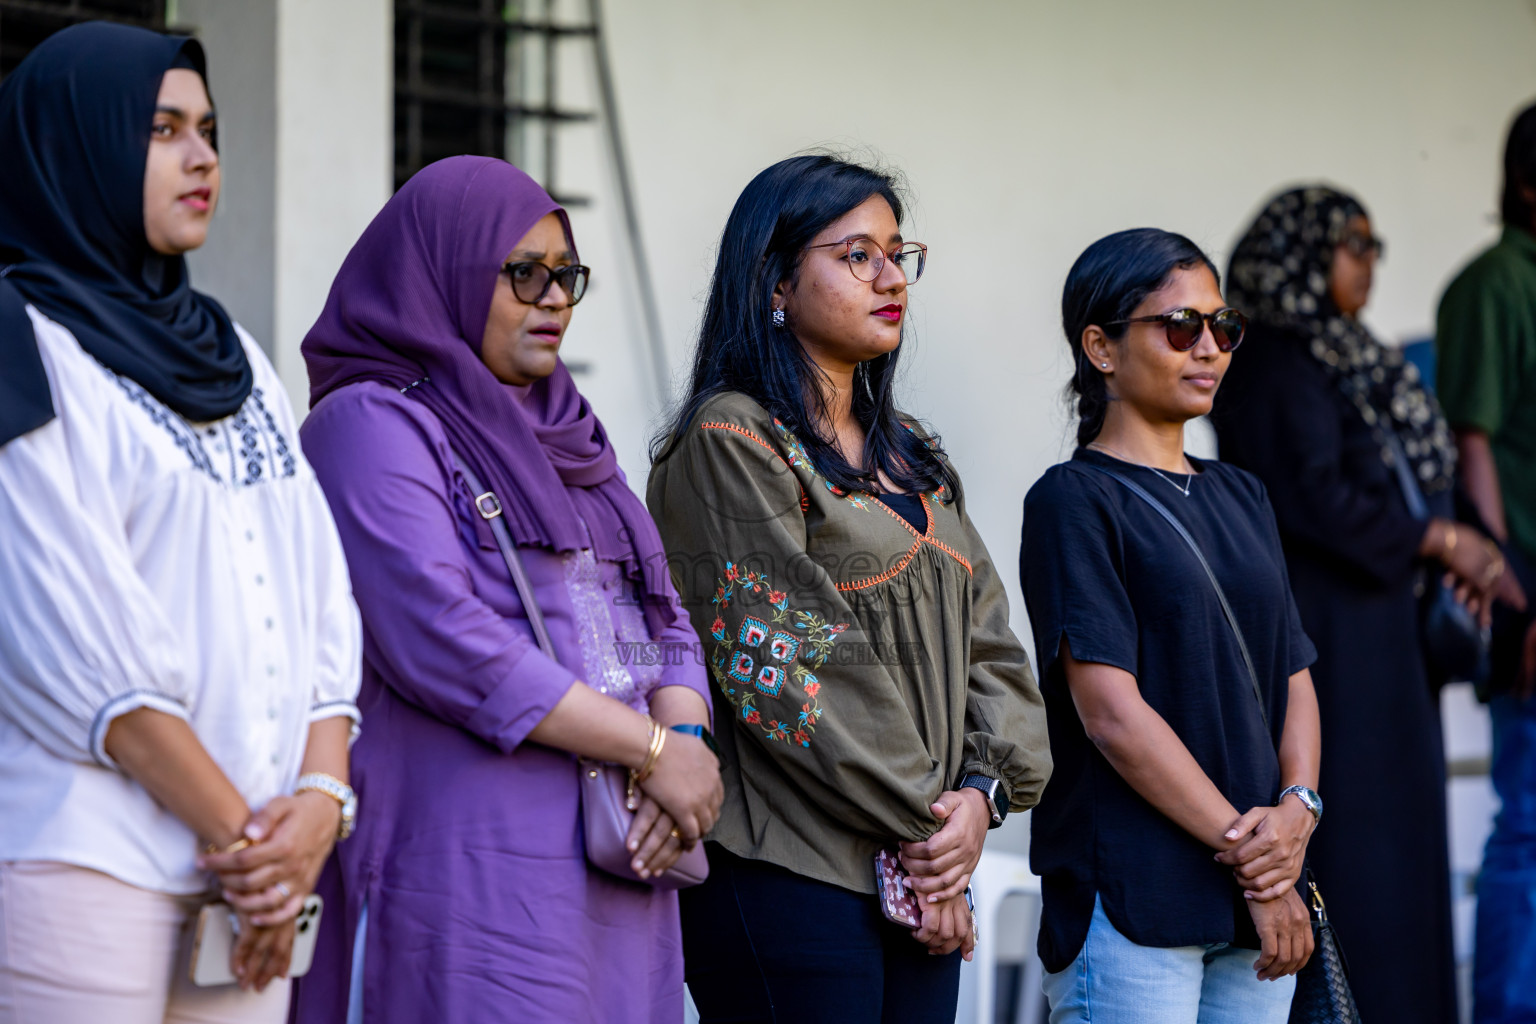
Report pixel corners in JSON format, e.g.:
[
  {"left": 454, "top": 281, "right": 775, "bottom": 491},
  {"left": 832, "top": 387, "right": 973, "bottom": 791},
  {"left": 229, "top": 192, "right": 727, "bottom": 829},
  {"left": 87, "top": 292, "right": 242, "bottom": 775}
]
[
  {"left": 288, "top": 156, "right": 723, "bottom": 1023},
  {"left": 1020, "top": 228, "right": 1322, "bottom": 1022},
  {"left": 1210, "top": 186, "right": 1518, "bottom": 1022},
  {"left": 648, "top": 154, "right": 1050, "bottom": 1023}
]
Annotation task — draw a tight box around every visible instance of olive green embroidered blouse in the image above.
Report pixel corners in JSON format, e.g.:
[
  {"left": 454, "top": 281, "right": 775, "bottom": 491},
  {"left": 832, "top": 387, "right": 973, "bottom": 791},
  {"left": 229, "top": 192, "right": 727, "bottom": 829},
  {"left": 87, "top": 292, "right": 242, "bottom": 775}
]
[{"left": 646, "top": 391, "right": 1051, "bottom": 894}]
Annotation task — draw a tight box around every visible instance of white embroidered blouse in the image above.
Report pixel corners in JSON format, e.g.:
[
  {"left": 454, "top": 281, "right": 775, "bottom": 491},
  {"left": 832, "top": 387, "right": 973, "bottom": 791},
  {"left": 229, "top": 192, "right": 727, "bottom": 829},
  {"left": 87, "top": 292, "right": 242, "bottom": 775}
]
[{"left": 0, "top": 306, "right": 362, "bottom": 895}]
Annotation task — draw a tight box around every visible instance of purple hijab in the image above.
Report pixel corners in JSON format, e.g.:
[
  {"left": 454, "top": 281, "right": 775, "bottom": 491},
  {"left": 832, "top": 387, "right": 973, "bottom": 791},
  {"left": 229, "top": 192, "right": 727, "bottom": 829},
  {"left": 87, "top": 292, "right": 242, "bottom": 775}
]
[{"left": 303, "top": 156, "right": 670, "bottom": 603}]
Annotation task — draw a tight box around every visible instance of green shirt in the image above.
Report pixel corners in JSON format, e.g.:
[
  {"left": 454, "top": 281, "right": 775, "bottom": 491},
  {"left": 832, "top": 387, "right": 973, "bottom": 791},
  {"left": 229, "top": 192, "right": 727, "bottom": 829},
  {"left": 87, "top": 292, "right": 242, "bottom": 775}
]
[
  {"left": 646, "top": 392, "right": 1051, "bottom": 893},
  {"left": 1436, "top": 226, "right": 1536, "bottom": 561}
]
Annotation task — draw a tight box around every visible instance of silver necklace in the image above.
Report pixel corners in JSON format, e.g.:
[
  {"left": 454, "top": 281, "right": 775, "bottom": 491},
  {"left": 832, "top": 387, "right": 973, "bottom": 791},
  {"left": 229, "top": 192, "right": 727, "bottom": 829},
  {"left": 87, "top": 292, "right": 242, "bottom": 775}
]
[{"left": 1086, "top": 441, "right": 1195, "bottom": 497}]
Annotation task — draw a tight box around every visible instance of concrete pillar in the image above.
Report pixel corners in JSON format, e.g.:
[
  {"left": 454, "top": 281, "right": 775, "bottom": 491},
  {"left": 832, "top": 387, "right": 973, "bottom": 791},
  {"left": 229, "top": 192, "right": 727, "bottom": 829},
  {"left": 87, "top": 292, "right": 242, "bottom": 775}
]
[{"left": 176, "top": 0, "right": 392, "bottom": 415}]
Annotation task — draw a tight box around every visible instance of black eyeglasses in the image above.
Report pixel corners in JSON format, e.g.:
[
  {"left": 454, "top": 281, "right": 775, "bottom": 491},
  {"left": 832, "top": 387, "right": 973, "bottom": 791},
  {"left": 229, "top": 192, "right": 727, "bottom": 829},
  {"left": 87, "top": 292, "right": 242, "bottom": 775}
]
[
  {"left": 1339, "top": 232, "right": 1384, "bottom": 261},
  {"left": 502, "top": 261, "right": 591, "bottom": 306},
  {"left": 1104, "top": 307, "right": 1247, "bottom": 352},
  {"left": 804, "top": 237, "right": 928, "bottom": 285}
]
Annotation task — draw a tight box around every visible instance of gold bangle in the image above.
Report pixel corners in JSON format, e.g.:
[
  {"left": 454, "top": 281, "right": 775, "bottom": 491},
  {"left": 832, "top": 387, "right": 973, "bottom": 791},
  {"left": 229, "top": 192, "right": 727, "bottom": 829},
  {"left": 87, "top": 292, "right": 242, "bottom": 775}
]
[
  {"left": 1443, "top": 522, "right": 1458, "bottom": 556},
  {"left": 643, "top": 716, "right": 667, "bottom": 781},
  {"left": 635, "top": 715, "right": 667, "bottom": 784}
]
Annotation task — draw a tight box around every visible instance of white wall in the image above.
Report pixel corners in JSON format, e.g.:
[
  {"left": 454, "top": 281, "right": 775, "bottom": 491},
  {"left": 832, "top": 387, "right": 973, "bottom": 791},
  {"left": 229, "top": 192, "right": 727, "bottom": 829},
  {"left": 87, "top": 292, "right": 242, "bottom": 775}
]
[
  {"left": 577, "top": 0, "right": 1536, "bottom": 663},
  {"left": 181, "top": 0, "right": 392, "bottom": 413},
  {"left": 543, "top": 2, "right": 1536, "bottom": 888},
  {"left": 272, "top": 0, "right": 392, "bottom": 410},
  {"left": 188, "top": 0, "right": 1532, "bottom": 1006},
  {"left": 174, "top": 0, "right": 278, "bottom": 349}
]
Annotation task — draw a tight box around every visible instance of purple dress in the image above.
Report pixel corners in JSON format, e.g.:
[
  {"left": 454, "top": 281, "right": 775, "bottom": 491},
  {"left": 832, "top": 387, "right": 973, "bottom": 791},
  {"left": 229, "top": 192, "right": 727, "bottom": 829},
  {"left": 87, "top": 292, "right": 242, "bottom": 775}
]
[{"left": 290, "top": 382, "right": 712, "bottom": 1023}]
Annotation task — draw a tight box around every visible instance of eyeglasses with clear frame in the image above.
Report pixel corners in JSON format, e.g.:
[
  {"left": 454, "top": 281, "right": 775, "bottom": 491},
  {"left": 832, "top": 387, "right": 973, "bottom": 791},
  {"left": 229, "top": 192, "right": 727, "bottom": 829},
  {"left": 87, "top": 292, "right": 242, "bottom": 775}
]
[
  {"left": 803, "top": 236, "right": 928, "bottom": 285},
  {"left": 1339, "top": 231, "right": 1384, "bottom": 261},
  {"left": 501, "top": 260, "right": 591, "bottom": 306}
]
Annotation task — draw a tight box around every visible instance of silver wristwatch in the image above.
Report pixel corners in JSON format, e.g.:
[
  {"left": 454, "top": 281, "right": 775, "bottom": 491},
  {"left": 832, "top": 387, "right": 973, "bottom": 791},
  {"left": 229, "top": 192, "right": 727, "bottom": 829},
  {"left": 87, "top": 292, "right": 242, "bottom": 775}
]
[
  {"left": 295, "top": 772, "right": 357, "bottom": 841},
  {"left": 1279, "top": 784, "right": 1322, "bottom": 825},
  {"left": 959, "top": 774, "right": 1007, "bottom": 829}
]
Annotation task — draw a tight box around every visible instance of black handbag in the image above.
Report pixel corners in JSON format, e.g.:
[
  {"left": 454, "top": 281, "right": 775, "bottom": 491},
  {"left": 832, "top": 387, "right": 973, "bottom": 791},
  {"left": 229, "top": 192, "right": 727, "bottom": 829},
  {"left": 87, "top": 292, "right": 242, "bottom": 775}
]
[
  {"left": 1289, "top": 869, "right": 1363, "bottom": 1024},
  {"left": 1383, "top": 430, "right": 1491, "bottom": 684},
  {"left": 1087, "top": 464, "right": 1362, "bottom": 1022}
]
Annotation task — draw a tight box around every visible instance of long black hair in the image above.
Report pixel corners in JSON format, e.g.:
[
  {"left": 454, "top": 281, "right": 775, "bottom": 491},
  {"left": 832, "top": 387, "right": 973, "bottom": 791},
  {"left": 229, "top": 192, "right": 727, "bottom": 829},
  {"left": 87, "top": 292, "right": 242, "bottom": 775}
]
[
  {"left": 1060, "top": 228, "right": 1218, "bottom": 447},
  {"left": 1502, "top": 100, "right": 1536, "bottom": 228},
  {"left": 652, "top": 153, "right": 958, "bottom": 498}
]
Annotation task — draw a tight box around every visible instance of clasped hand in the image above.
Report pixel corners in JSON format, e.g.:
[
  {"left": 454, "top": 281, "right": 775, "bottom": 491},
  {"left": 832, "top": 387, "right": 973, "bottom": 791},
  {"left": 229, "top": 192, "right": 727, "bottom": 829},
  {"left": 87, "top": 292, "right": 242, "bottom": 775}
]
[
  {"left": 1215, "top": 799, "right": 1316, "bottom": 979},
  {"left": 628, "top": 730, "right": 724, "bottom": 880},
  {"left": 196, "top": 792, "right": 341, "bottom": 990},
  {"left": 898, "top": 789, "right": 990, "bottom": 961},
  {"left": 1213, "top": 798, "right": 1315, "bottom": 902}
]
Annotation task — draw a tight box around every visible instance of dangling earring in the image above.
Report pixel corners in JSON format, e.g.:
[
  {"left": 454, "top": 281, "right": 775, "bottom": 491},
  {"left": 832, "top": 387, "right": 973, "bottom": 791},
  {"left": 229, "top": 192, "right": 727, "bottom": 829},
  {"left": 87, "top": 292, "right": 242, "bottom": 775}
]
[{"left": 772, "top": 309, "right": 786, "bottom": 328}]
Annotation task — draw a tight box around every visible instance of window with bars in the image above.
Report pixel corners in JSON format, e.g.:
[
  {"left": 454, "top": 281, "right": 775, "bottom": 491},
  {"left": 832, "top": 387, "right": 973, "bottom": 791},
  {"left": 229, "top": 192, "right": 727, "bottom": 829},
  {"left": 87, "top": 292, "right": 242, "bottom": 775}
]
[
  {"left": 0, "top": 0, "right": 165, "bottom": 81},
  {"left": 393, "top": 0, "right": 595, "bottom": 202}
]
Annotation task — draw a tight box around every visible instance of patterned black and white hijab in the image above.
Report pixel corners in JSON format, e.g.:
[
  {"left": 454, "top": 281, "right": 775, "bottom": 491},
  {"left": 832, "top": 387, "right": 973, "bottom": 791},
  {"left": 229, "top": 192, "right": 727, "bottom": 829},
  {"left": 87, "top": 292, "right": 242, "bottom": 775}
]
[{"left": 1226, "top": 185, "right": 1455, "bottom": 493}]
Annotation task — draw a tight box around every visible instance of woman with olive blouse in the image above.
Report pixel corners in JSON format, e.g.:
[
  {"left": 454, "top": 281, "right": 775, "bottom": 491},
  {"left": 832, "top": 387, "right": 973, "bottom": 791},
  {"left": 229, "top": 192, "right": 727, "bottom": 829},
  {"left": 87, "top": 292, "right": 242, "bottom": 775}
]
[{"left": 648, "top": 154, "right": 1050, "bottom": 1024}]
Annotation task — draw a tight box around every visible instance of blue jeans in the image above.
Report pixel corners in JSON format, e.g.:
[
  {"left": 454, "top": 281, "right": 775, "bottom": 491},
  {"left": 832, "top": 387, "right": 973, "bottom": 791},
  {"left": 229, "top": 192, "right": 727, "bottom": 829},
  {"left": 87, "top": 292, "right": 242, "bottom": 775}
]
[
  {"left": 1042, "top": 896, "right": 1296, "bottom": 1024},
  {"left": 1475, "top": 694, "right": 1536, "bottom": 1023}
]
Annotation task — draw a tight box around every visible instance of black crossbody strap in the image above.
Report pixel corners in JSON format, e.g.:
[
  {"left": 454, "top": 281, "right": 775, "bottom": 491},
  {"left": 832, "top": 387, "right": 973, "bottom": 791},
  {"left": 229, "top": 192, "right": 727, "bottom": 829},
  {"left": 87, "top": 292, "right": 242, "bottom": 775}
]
[
  {"left": 1085, "top": 463, "right": 1269, "bottom": 733},
  {"left": 1383, "top": 430, "right": 1430, "bottom": 521},
  {"left": 452, "top": 450, "right": 558, "bottom": 660}
]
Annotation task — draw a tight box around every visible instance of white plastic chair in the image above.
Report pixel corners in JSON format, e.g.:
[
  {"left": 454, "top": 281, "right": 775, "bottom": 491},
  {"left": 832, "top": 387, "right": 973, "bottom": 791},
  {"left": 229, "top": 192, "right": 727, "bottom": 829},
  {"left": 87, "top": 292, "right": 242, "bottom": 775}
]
[{"left": 956, "top": 848, "right": 1046, "bottom": 1024}]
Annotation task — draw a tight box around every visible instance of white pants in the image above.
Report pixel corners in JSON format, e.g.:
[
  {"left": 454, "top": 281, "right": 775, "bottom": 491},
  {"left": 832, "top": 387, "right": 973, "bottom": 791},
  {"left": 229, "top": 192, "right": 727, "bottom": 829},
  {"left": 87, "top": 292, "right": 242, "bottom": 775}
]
[{"left": 0, "top": 861, "right": 289, "bottom": 1024}]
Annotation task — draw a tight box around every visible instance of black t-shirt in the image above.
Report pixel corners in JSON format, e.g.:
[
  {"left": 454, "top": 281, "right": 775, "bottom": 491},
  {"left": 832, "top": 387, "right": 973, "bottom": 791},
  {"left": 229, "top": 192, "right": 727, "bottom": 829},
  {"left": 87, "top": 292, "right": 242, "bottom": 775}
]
[{"left": 1019, "top": 447, "right": 1316, "bottom": 972}]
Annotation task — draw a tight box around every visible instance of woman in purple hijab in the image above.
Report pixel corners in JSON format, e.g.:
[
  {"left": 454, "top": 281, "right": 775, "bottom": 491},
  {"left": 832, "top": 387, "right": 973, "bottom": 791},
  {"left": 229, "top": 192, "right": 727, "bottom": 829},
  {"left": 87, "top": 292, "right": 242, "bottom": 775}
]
[{"left": 289, "top": 156, "right": 724, "bottom": 1023}]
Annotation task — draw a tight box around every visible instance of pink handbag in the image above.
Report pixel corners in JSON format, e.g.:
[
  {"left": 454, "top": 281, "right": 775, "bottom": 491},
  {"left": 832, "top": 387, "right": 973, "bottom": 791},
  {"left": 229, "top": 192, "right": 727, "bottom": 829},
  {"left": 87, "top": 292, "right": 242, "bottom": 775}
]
[
  {"left": 577, "top": 758, "right": 708, "bottom": 889},
  {"left": 455, "top": 453, "right": 709, "bottom": 890}
]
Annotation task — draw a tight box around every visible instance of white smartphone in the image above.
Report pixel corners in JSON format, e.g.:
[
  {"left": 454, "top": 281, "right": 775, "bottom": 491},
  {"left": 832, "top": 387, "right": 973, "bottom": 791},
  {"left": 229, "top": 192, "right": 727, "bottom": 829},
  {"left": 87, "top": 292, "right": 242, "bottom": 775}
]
[{"left": 189, "top": 894, "right": 324, "bottom": 987}]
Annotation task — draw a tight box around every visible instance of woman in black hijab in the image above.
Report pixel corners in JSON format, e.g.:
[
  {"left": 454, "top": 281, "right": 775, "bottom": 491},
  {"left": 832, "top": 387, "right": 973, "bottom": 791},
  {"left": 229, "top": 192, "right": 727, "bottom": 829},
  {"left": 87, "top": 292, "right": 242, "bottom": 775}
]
[
  {"left": 0, "top": 23, "right": 360, "bottom": 1022},
  {"left": 0, "top": 24, "right": 251, "bottom": 441},
  {"left": 1211, "top": 186, "right": 1520, "bottom": 1022}
]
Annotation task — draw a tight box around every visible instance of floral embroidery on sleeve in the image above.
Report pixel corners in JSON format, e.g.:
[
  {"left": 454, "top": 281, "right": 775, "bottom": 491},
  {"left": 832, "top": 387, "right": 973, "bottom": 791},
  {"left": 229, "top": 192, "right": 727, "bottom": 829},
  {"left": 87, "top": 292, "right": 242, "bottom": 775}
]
[{"left": 709, "top": 560, "right": 848, "bottom": 749}]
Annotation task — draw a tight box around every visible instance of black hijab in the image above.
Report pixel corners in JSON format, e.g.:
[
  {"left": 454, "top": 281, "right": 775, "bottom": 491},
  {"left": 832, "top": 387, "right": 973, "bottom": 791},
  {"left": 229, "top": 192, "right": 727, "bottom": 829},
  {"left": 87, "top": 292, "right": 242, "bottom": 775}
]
[
  {"left": 0, "top": 22, "right": 250, "bottom": 447},
  {"left": 1227, "top": 185, "right": 1456, "bottom": 493}
]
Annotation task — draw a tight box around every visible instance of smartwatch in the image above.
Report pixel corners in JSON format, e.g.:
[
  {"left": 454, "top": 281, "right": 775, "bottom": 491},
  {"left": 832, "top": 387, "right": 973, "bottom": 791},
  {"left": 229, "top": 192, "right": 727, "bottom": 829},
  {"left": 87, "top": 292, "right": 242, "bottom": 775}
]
[
  {"left": 959, "top": 774, "right": 1008, "bottom": 829},
  {"left": 1279, "top": 784, "right": 1323, "bottom": 826},
  {"left": 669, "top": 723, "right": 724, "bottom": 768}
]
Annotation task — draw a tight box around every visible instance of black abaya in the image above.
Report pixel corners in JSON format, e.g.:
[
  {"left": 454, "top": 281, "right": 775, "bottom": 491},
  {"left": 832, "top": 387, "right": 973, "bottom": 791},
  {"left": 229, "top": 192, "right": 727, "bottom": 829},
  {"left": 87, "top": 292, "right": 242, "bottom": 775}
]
[{"left": 1212, "top": 320, "right": 1457, "bottom": 1024}]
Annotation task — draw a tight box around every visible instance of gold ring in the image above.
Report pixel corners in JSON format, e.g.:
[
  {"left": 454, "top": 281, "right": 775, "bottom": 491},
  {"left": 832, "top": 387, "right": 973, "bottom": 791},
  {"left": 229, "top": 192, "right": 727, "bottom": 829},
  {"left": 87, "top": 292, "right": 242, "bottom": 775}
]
[{"left": 670, "top": 828, "right": 681, "bottom": 839}]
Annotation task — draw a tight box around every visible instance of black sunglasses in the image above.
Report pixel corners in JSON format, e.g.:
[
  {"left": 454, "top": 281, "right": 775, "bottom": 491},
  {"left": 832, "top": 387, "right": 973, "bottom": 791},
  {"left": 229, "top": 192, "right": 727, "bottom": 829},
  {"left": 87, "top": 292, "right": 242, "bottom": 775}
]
[
  {"left": 1104, "top": 307, "right": 1247, "bottom": 352},
  {"left": 502, "top": 261, "right": 590, "bottom": 306}
]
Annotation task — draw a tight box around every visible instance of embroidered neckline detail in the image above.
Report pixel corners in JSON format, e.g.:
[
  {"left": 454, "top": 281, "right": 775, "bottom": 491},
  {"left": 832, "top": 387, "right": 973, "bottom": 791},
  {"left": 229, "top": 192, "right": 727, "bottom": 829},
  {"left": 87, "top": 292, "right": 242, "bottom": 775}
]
[
  {"left": 773, "top": 417, "right": 950, "bottom": 511},
  {"left": 700, "top": 416, "right": 970, "bottom": 587},
  {"left": 102, "top": 369, "right": 222, "bottom": 481},
  {"left": 772, "top": 418, "right": 878, "bottom": 512},
  {"left": 101, "top": 365, "right": 296, "bottom": 488}
]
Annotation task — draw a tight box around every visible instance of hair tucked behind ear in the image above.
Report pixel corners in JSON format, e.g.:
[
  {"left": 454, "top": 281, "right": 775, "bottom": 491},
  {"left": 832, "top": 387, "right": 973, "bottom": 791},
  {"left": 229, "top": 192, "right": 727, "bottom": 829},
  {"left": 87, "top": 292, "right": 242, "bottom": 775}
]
[
  {"left": 1060, "top": 228, "right": 1218, "bottom": 447},
  {"left": 652, "top": 153, "right": 958, "bottom": 499}
]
